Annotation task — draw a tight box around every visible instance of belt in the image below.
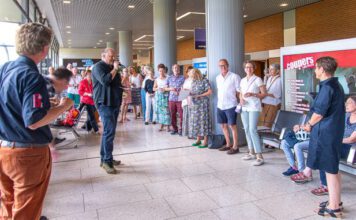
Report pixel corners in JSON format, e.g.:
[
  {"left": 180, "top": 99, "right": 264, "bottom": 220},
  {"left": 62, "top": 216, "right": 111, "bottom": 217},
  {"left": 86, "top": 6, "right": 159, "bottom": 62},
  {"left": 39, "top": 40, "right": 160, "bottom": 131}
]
[{"left": 0, "top": 140, "right": 49, "bottom": 148}]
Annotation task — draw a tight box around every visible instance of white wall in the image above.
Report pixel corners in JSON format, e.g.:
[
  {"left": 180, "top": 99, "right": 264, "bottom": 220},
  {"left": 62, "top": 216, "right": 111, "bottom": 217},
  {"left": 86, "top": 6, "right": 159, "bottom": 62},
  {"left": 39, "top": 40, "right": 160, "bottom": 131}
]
[{"left": 59, "top": 48, "right": 102, "bottom": 66}]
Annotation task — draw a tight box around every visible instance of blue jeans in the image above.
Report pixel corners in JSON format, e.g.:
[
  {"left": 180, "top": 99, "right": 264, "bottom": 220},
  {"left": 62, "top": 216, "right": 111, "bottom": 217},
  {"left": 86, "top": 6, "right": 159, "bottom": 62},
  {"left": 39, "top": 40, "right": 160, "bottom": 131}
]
[
  {"left": 241, "top": 111, "right": 262, "bottom": 154},
  {"left": 281, "top": 139, "right": 309, "bottom": 171},
  {"left": 97, "top": 105, "right": 119, "bottom": 164}
]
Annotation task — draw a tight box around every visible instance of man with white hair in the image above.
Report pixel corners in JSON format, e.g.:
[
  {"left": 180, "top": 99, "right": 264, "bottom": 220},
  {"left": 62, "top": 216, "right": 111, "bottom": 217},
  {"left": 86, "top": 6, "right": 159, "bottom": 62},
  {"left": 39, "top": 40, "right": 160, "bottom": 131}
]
[{"left": 92, "top": 48, "right": 123, "bottom": 174}]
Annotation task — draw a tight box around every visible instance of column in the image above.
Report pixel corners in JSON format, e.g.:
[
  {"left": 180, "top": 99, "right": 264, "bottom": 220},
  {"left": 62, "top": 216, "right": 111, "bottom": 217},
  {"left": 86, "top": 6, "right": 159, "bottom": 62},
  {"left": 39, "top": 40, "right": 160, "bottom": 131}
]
[
  {"left": 106, "top": 42, "right": 117, "bottom": 50},
  {"left": 153, "top": 0, "right": 177, "bottom": 73},
  {"left": 205, "top": 0, "right": 246, "bottom": 145},
  {"left": 118, "top": 31, "right": 133, "bottom": 67},
  {"left": 284, "top": 10, "right": 296, "bottom": 46}
]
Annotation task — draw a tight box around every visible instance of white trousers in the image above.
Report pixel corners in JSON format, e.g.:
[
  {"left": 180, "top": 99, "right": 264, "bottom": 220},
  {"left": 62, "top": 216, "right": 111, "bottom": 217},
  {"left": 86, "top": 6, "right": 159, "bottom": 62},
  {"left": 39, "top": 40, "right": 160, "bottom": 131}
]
[{"left": 145, "top": 93, "right": 157, "bottom": 122}]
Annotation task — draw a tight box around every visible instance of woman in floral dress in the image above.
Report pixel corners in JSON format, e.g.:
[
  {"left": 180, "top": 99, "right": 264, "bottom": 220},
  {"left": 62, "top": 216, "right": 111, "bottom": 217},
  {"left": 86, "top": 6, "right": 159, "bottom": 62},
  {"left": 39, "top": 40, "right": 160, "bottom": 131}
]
[
  {"left": 153, "top": 64, "right": 171, "bottom": 131},
  {"left": 188, "top": 68, "right": 212, "bottom": 148}
]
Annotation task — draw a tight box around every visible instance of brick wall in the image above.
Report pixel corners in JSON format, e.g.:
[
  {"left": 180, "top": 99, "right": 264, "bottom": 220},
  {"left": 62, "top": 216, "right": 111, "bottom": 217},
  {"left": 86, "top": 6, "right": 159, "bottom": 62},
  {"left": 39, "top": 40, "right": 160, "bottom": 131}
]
[
  {"left": 245, "top": 13, "right": 284, "bottom": 53},
  {"left": 296, "top": 0, "right": 356, "bottom": 44}
]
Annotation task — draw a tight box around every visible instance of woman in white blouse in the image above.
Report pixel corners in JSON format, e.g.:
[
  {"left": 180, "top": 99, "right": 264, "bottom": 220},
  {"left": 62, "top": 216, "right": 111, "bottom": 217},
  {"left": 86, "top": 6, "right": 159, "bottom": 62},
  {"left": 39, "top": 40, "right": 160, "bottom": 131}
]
[
  {"left": 240, "top": 61, "right": 267, "bottom": 166},
  {"left": 260, "top": 64, "right": 282, "bottom": 128}
]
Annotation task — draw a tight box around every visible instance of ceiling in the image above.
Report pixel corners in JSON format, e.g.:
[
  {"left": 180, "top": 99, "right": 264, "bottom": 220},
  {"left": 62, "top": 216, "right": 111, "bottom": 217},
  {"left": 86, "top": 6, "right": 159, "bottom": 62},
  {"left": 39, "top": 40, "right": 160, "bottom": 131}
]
[{"left": 40, "top": 0, "right": 321, "bottom": 50}]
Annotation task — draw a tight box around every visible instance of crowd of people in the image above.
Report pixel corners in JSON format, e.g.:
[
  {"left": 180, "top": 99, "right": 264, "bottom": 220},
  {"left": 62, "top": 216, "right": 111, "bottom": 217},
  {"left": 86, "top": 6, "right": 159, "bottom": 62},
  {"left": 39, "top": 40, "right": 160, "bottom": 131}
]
[{"left": 0, "top": 22, "right": 354, "bottom": 219}]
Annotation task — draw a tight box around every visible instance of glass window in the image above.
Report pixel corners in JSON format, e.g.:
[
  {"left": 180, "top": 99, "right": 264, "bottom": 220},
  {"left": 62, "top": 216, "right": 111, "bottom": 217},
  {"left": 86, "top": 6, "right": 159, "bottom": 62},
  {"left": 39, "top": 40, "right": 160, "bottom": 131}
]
[
  {"left": 0, "top": 0, "right": 22, "bottom": 23},
  {"left": 0, "top": 22, "right": 19, "bottom": 45},
  {"left": 0, "top": 46, "right": 8, "bottom": 65}
]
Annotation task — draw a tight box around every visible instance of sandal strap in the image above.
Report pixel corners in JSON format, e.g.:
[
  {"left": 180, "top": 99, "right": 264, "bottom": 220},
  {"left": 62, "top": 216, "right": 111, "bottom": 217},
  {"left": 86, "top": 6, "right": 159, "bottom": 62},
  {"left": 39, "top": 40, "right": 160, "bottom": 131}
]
[{"left": 318, "top": 207, "right": 342, "bottom": 218}]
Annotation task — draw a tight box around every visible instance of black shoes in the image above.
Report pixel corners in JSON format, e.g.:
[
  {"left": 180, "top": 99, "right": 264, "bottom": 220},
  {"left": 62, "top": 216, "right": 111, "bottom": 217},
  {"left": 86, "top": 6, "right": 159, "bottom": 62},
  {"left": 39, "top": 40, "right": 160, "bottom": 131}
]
[{"left": 54, "top": 137, "right": 66, "bottom": 145}]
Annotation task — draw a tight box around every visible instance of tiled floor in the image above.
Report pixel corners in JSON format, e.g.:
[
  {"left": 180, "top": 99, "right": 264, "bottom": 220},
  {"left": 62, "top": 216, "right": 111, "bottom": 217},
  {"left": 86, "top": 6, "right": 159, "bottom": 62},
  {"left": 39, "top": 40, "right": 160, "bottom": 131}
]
[{"left": 44, "top": 118, "right": 356, "bottom": 220}]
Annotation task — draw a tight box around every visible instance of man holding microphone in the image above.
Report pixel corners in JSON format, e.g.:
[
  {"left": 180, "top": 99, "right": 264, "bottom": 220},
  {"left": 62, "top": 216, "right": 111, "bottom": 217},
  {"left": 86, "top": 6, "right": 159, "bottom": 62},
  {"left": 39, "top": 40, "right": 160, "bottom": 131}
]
[{"left": 92, "top": 48, "right": 123, "bottom": 174}]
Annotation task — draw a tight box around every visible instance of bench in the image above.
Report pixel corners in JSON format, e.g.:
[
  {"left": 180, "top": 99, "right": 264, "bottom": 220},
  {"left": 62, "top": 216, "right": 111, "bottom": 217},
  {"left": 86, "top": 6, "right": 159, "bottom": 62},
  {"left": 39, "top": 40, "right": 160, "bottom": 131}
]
[{"left": 258, "top": 110, "right": 307, "bottom": 148}]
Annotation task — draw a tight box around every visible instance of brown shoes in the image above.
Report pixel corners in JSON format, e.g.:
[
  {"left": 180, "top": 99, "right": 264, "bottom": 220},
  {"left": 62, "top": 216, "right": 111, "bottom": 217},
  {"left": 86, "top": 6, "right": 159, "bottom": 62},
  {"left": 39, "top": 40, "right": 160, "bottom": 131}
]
[
  {"left": 218, "top": 145, "right": 232, "bottom": 151},
  {"left": 227, "top": 147, "right": 240, "bottom": 155}
]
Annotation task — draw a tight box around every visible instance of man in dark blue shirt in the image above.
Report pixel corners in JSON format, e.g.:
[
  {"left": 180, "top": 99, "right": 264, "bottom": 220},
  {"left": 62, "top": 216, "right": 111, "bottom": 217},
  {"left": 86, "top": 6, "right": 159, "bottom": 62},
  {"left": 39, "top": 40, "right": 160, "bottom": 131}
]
[
  {"left": 92, "top": 48, "right": 123, "bottom": 174},
  {"left": 0, "top": 23, "right": 73, "bottom": 220}
]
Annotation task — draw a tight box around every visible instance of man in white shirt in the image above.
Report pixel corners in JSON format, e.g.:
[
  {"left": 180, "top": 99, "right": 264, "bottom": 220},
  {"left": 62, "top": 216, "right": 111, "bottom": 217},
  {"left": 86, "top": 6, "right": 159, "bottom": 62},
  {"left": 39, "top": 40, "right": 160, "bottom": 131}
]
[
  {"left": 216, "top": 59, "right": 241, "bottom": 154},
  {"left": 260, "top": 64, "right": 282, "bottom": 127},
  {"left": 67, "top": 67, "right": 82, "bottom": 108}
]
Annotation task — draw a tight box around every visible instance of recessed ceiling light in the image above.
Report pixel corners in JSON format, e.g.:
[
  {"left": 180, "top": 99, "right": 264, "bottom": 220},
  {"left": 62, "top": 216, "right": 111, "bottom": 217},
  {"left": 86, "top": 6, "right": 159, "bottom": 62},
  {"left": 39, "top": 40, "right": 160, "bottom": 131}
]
[
  {"left": 68, "top": 42, "right": 71, "bottom": 44},
  {"left": 66, "top": 31, "right": 71, "bottom": 34},
  {"left": 280, "top": 3, "right": 288, "bottom": 7},
  {"left": 243, "top": 14, "right": 248, "bottom": 18},
  {"left": 128, "top": 5, "right": 135, "bottom": 9},
  {"left": 63, "top": 1, "right": 71, "bottom": 4},
  {"left": 99, "top": 40, "right": 103, "bottom": 42},
  {"left": 97, "top": 43, "right": 100, "bottom": 45},
  {"left": 67, "top": 39, "right": 71, "bottom": 41},
  {"left": 94, "top": 46, "right": 97, "bottom": 48},
  {"left": 105, "top": 32, "right": 110, "bottom": 35},
  {"left": 109, "top": 27, "right": 115, "bottom": 30},
  {"left": 66, "top": 26, "right": 71, "bottom": 28}
]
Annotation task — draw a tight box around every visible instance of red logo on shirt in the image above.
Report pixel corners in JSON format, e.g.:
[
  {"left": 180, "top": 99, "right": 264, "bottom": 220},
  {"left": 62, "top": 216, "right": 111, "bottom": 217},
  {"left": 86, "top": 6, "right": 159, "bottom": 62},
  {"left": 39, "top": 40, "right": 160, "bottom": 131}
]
[{"left": 32, "top": 93, "right": 43, "bottom": 108}]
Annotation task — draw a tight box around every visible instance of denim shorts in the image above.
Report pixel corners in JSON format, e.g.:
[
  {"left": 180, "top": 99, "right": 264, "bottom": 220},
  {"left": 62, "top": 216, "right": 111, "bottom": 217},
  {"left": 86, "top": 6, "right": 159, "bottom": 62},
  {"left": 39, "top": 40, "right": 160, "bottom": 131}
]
[{"left": 217, "top": 107, "right": 237, "bottom": 125}]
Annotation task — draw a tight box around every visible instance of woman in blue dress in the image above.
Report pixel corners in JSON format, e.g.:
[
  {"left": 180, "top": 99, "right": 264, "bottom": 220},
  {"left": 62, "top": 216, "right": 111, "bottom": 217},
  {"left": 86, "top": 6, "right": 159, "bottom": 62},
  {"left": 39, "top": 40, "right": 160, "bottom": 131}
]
[{"left": 302, "top": 57, "right": 345, "bottom": 218}]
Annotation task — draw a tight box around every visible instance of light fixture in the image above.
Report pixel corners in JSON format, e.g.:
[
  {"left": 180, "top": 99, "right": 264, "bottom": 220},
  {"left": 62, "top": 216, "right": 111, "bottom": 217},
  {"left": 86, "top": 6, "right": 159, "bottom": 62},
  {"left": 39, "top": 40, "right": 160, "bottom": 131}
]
[
  {"left": 280, "top": 3, "right": 288, "bottom": 7},
  {"left": 105, "top": 32, "right": 110, "bottom": 35},
  {"left": 176, "top": 12, "right": 205, "bottom": 21},
  {"left": 134, "top": 35, "right": 153, "bottom": 42},
  {"left": 128, "top": 5, "right": 135, "bottom": 9},
  {"left": 243, "top": 14, "right": 248, "bottom": 18},
  {"left": 67, "top": 39, "right": 72, "bottom": 41},
  {"left": 66, "top": 25, "right": 71, "bottom": 28},
  {"left": 68, "top": 42, "right": 71, "bottom": 44},
  {"left": 99, "top": 40, "right": 103, "bottom": 42},
  {"left": 63, "top": 1, "right": 71, "bottom": 4},
  {"left": 94, "top": 46, "right": 97, "bottom": 48},
  {"left": 176, "top": 36, "right": 184, "bottom": 40},
  {"left": 177, "top": 29, "right": 194, "bottom": 32},
  {"left": 66, "top": 31, "right": 71, "bottom": 34},
  {"left": 109, "top": 27, "right": 115, "bottom": 30},
  {"left": 97, "top": 43, "right": 100, "bottom": 45}
]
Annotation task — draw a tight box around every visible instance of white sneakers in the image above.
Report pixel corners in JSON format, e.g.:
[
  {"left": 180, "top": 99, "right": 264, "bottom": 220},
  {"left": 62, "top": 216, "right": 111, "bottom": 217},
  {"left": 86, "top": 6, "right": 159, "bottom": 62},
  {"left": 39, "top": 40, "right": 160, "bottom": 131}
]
[
  {"left": 242, "top": 153, "right": 256, "bottom": 160},
  {"left": 242, "top": 153, "right": 264, "bottom": 166},
  {"left": 252, "top": 158, "right": 264, "bottom": 166}
]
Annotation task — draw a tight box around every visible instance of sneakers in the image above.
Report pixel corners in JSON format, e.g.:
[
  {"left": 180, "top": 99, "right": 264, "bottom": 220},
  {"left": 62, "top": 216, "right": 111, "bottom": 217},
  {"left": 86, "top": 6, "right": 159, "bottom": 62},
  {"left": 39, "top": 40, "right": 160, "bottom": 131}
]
[
  {"left": 282, "top": 167, "right": 299, "bottom": 176},
  {"left": 112, "top": 159, "right": 121, "bottom": 166},
  {"left": 170, "top": 131, "right": 178, "bottom": 135},
  {"left": 101, "top": 162, "right": 118, "bottom": 174},
  {"left": 242, "top": 153, "right": 256, "bottom": 160},
  {"left": 145, "top": 122, "right": 149, "bottom": 125},
  {"left": 253, "top": 158, "right": 264, "bottom": 166},
  {"left": 100, "top": 160, "right": 121, "bottom": 167}
]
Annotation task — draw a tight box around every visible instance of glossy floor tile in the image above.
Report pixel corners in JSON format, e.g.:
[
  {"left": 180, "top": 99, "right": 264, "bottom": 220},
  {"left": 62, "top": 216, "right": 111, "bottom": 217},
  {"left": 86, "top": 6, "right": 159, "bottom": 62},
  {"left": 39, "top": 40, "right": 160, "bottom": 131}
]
[{"left": 42, "top": 117, "right": 356, "bottom": 219}]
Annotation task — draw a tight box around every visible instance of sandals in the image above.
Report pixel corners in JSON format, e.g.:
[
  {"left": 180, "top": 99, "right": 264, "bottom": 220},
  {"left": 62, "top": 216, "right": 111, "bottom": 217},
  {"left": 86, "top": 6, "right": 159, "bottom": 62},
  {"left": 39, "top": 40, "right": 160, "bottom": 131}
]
[
  {"left": 311, "top": 185, "right": 329, "bottom": 196},
  {"left": 317, "top": 207, "right": 343, "bottom": 218},
  {"left": 290, "top": 172, "right": 312, "bottom": 184},
  {"left": 192, "top": 141, "right": 202, "bottom": 147},
  {"left": 198, "top": 144, "right": 208, "bottom": 148},
  {"left": 319, "top": 201, "right": 343, "bottom": 210}
]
